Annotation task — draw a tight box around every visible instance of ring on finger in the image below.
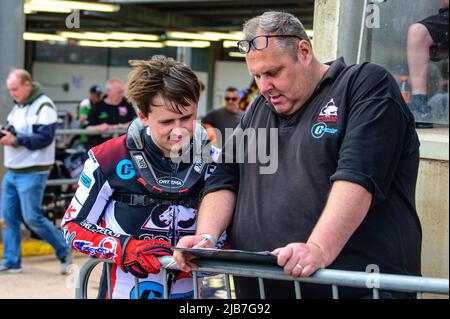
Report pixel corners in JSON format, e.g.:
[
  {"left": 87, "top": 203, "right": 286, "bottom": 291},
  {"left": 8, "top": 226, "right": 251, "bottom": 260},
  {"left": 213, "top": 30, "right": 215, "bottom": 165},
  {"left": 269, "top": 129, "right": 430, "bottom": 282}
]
[{"left": 295, "top": 263, "right": 304, "bottom": 271}]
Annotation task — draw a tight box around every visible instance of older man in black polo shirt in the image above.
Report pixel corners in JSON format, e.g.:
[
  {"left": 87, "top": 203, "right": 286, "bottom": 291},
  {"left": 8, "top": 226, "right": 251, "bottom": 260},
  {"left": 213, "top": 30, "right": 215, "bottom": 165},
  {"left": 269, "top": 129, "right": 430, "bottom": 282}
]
[{"left": 174, "top": 11, "right": 422, "bottom": 299}]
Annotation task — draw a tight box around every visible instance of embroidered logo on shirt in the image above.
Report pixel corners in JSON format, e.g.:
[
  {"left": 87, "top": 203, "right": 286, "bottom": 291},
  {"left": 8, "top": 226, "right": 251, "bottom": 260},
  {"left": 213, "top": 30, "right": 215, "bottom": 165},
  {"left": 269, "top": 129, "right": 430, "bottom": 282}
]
[
  {"left": 118, "top": 106, "right": 128, "bottom": 116},
  {"left": 317, "top": 98, "right": 338, "bottom": 122},
  {"left": 311, "top": 122, "right": 338, "bottom": 139},
  {"left": 99, "top": 111, "right": 109, "bottom": 119}
]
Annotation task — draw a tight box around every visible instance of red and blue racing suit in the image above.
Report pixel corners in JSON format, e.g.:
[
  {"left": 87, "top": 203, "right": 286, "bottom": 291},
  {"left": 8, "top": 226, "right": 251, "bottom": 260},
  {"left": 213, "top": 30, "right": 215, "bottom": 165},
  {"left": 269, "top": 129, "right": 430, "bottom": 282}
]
[{"left": 61, "top": 125, "right": 224, "bottom": 299}]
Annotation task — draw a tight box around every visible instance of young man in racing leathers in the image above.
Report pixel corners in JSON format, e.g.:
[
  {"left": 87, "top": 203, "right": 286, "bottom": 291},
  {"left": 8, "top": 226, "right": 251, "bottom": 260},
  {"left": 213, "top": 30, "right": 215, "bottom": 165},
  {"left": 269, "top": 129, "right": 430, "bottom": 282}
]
[{"left": 61, "top": 56, "right": 224, "bottom": 299}]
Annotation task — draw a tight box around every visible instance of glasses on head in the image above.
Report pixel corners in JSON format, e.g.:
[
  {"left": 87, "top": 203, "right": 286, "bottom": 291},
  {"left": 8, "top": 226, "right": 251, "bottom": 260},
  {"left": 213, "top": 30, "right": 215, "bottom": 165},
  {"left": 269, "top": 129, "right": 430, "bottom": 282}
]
[
  {"left": 237, "top": 34, "right": 304, "bottom": 54},
  {"left": 225, "top": 97, "right": 238, "bottom": 102}
]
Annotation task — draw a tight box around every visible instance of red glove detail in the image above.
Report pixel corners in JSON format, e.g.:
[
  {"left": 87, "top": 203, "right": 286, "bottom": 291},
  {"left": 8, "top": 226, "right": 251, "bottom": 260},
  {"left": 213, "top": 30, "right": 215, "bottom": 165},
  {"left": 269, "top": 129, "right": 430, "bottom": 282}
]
[{"left": 120, "top": 238, "right": 172, "bottom": 278}]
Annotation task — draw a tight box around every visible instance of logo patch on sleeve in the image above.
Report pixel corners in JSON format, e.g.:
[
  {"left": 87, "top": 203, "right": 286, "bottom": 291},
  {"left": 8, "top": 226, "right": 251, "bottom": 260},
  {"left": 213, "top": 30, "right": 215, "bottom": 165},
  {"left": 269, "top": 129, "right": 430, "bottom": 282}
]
[
  {"left": 116, "top": 159, "right": 136, "bottom": 180},
  {"left": 80, "top": 172, "right": 92, "bottom": 188}
]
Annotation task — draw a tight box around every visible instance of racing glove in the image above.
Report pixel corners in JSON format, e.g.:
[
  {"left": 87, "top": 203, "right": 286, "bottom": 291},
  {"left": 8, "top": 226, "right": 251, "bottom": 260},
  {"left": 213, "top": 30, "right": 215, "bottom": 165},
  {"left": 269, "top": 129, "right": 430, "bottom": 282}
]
[{"left": 119, "top": 238, "right": 173, "bottom": 278}]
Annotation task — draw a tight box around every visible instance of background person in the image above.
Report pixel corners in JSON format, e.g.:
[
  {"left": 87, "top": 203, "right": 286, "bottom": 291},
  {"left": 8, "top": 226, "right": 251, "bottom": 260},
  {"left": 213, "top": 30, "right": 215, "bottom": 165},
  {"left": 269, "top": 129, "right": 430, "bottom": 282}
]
[
  {"left": 77, "top": 84, "right": 103, "bottom": 126},
  {"left": 84, "top": 77, "right": 136, "bottom": 149},
  {"left": 407, "top": 0, "right": 449, "bottom": 128},
  {"left": 0, "top": 69, "right": 72, "bottom": 274},
  {"left": 202, "top": 87, "right": 244, "bottom": 147}
]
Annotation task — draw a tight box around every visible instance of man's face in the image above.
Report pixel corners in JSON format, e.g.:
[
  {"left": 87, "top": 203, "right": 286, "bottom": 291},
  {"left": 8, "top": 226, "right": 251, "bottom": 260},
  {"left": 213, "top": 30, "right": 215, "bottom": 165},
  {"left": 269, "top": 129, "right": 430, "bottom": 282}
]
[
  {"left": 246, "top": 33, "right": 313, "bottom": 116},
  {"left": 224, "top": 90, "right": 240, "bottom": 111},
  {"left": 106, "top": 81, "right": 125, "bottom": 105},
  {"left": 139, "top": 95, "right": 198, "bottom": 158},
  {"left": 6, "top": 75, "right": 32, "bottom": 104},
  {"left": 90, "top": 92, "right": 102, "bottom": 104}
]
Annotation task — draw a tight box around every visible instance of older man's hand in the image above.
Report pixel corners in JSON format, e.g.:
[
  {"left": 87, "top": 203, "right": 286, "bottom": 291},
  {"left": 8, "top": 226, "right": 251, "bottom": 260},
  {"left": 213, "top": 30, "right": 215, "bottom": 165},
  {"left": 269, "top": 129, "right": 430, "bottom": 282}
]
[
  {"left": 0, "top": 130, "right": 18, "bottom": 146},
  {"left": 272, "top": 242, "right": 328, "bottom": 278}
]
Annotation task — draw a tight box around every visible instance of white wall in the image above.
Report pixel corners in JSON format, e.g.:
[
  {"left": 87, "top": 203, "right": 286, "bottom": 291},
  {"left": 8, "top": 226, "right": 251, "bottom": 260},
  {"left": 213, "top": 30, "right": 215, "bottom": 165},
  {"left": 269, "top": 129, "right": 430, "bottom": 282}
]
[
  {"left": 32, "top": 62, "right": 208, "bottom": 118},
  {"left": 213, "top": 60, "right": 252, "bottom": 110},
  {"left": 33, "top": 63, "right": 110, "bottom": 114}
]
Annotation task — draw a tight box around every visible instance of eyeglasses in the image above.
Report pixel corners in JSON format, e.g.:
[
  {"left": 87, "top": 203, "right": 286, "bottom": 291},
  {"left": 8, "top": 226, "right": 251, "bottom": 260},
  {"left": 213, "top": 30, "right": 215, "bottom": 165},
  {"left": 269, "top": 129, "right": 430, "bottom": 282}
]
[
  {"left": 237, "top": 35, "right": 304, "bottom": 54},
  {"left": 225, "top": 97, "right": 238, "bottom": 102}
]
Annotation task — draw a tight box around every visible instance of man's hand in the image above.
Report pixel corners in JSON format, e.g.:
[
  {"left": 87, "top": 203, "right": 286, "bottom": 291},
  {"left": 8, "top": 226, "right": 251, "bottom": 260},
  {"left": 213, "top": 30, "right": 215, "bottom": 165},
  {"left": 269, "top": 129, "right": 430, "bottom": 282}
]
[
  {"left": 120, "top": 238, "right": 172, "bottom": 278},
  {"left": 0, "top": 130, "right": 17, "bottom": 146},
  {"left": 173, "top": 235, "right": 215, "bottom": 272},
  {"left": 272, "top": 242, "right": 328, "bottom": 278}
]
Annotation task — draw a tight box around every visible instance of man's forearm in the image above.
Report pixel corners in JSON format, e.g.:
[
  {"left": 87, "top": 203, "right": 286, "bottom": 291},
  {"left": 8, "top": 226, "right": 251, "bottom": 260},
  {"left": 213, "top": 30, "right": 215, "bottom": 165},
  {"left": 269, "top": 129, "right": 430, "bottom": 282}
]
[
  {"left": 307, "top": 180, "right": 373, "bottom": 266},
  {"left": 196, "top": 189, "right": 236, "bottom": 240}
]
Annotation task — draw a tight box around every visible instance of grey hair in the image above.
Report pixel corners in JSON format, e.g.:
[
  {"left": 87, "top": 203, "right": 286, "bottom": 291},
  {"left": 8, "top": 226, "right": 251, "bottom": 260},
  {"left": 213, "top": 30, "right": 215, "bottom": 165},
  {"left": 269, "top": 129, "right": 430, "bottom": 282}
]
[{"left": 242, "top": 11, "right": 310, "bottom": 58}]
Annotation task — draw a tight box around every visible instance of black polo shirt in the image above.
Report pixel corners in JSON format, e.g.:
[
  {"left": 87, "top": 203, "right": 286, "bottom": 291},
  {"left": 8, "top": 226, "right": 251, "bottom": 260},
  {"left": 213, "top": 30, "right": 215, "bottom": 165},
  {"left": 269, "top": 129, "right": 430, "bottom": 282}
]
[
  {"left": 202, "top": 107, "right": 244, "bottom": 146},
  {"left": 202, "top": 57, "right": 422, "bottom": 298},
  {"left": 85, "top": 98, "right": 136, "bottom": 149}
]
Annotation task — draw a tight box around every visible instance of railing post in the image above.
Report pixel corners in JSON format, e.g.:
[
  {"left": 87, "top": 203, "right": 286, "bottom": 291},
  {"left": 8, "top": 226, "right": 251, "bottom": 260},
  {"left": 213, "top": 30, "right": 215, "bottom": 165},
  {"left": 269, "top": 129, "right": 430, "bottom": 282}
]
[
  {"left": 258, "top": 278, "right": 266, "bottom": 299},
  {"left": 193, "top": 271, "right": 199, "bottom": 299},
  {"left": 106, "top": 263, "right": 112, "bottom": 299}
]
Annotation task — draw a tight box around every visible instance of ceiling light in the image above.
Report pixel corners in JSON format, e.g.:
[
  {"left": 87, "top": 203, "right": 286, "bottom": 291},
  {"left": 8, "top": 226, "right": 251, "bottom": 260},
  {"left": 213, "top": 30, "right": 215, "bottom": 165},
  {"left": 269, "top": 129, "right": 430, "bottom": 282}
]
[
  {"left": 23, "top": 32, "right": 67, "bottom": 42},
  {"left": 77, "top": 40, "right": 164, "bottom": 48},
  {"left": 78, "top": 40, "right": 122, "bottom": 48},
  {"left": 166, "top": 31, "right": 220, "bottom": 41},
  {"left": 26, "top": 0, "right": 119, "bottom": 12},
  {"left": 223, "top": 40, "right": 238, "bottom": 49},
  {"left": 59, "top": 31, "right": 160, "bottom": 42},
  {"left": 229, "top": 52, "right": 246, "bottom": 58},
  {"left": 201, "top": 32, "right": 243, "bottom": 41},
  {"left": 24, "top": 4, "right": 72, "bottom": 13},
  {"left": 59, "top": 32, "right": 110, "bottom": 40},
  {"left": 165, "top": 40, "right": 211, "bottom": 48},
  {"left": 121, "top": 41, "right": 164, "bottom": 48},
  {"left": 108, "top": 32, "right": 159, "bottom": 41}
]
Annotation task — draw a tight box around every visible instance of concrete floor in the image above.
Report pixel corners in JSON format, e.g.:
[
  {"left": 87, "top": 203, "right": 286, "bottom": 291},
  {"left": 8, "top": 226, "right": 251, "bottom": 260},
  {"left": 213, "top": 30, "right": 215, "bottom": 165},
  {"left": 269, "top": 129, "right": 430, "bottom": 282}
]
[
  {"left": 0, "top": 253, "right": 101, "bottom": 299},
  {"left": 0, "top": 253, "right": 228, "bottom": 299}
]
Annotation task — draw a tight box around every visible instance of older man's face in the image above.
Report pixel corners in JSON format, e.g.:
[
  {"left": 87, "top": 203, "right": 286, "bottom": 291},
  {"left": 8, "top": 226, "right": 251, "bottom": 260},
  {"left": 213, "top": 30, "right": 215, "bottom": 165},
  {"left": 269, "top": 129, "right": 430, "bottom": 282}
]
[
  {"left": 6, "top": 75, "right": 32, "bottom": 104},
  {"left": 246, "top": 32, "right": 314, "bottom": 116},
  {"left": 106, "top": 81, "right": 125, "bottom": 105}
]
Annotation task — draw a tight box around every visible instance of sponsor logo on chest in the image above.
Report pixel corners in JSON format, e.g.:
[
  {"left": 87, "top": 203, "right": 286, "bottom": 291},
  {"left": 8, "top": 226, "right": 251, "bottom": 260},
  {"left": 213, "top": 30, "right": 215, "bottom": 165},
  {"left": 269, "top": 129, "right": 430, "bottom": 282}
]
[
  {"left": 317, "top": 98, "right": 339, "bottom": 123},
  {"left": 157, "top": 176, "right": 184, "bottom": 188},
  {"left": 118, "top": 106, "right": 128, "bottom": 116}
]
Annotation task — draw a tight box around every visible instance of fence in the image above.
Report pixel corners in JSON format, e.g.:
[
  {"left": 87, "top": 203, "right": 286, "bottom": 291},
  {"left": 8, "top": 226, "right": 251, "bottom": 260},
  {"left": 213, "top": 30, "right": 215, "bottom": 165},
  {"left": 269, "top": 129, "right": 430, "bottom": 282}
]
[
  {"left": 46, "top": 128, "right": 126, "bottom": 187},
  {"left": 75, "top": 256, "right": 449, "bottom": 299},
  {"left": 42, "top": 128, "right": 126, "bottom": 223},
  {"left": 49, "top": 130, "right": 448, "bottom": 299}
]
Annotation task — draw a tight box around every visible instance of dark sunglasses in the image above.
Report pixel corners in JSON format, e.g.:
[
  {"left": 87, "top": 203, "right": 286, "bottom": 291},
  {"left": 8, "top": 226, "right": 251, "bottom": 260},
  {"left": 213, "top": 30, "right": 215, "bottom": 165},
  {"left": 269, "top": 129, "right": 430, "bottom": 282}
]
[{"left": 225, "top": 97, "right": 238, "bottom": 102}]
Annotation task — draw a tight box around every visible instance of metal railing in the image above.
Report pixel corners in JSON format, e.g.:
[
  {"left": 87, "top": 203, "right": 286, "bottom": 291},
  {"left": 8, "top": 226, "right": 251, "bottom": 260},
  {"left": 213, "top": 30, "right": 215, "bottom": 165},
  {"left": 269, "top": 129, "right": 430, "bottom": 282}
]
[
  {"left": 75, "top": 257, "right": 449, "bottom": 299},
  {"left": 55, "top": 128, "right": 126, "bottom": 136},
  {"left": 45, "top": 128, "right": 127, "bottom": 187}
]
